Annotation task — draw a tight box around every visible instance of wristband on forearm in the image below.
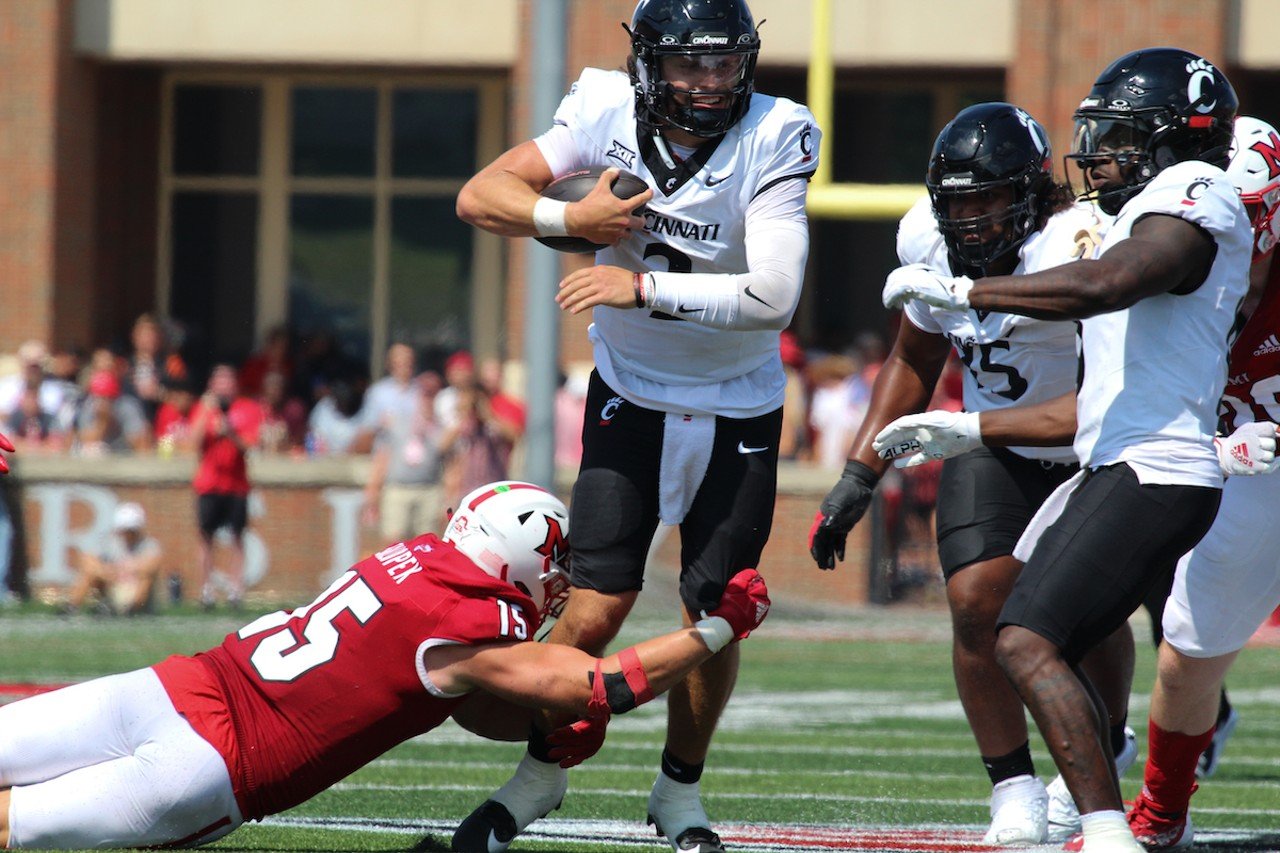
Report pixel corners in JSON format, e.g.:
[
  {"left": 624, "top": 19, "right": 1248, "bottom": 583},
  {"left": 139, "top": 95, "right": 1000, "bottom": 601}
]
[
  {"left": 693, "top": 615, "right": 735, "bottom": 654},
  {"left": 532, "top": 197, "right": 569, "bottom": 237},
  {"left": 633, "top": 272, "right": 650, "bottom": 309},
  {"left": 587, "top": 647, "right": 654, "bottom": 715}
]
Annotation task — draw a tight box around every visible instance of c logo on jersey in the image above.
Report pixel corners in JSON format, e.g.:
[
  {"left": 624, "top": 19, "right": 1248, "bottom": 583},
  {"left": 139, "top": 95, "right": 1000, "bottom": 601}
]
[
  {"left": 1185, "top": 58, "right": 1219, "bottom": 114},
  {"left": 1181, "top": 178, "right": 1212, "bottom": 206},
  {"left": 1250, "top": 133, "right": 1280, "bottom": 180},
  {"left": 608, "top": 140, "right": 637, "bottom": 170},
  {"left": 534, "top": 515, "right": 570, "bottom": 569},
  {"left": 799, "top": 123, "right": 813, "bottom": 162},
  {"left": 600, "top": 395, "right": 624, "bottom": 424}
]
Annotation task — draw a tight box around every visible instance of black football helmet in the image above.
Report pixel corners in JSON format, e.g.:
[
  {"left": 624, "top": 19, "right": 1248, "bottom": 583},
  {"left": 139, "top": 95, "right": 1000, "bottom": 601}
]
[
  {"left": 1068, "top": 47, "right": 1238, "bottom": 215},
  {"left": 625, "top": 0, "right": 760, "bottom": 138},
  {"left": 926, "top": 102, "right": 1055, "bottom": 278}
]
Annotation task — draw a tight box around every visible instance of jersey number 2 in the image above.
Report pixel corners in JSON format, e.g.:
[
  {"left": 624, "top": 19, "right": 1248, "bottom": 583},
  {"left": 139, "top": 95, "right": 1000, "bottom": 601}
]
[{"left": 239, "top": 571, "right": 382, "bottom": 682}]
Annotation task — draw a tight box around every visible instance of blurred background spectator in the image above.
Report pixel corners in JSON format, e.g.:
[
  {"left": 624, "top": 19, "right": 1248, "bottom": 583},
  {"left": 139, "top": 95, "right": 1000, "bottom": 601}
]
[
  {"left": 779, "top": 330, "right": 809, "bottom": 461},
  {"left": 257, "top": 371, "right": 307, "bottom": 454},
  {"left": 440, "top": 381, "right": 522, "bottom": 509},
  {"left": 61, "top": 502, "right": 164, "bottom": 616},
  {"left": 190, "top": 364, "right": 260, "bottom": 609},
  {"left": 434, "top": 349, "right": 476, "bottom": 428},
  {"left": 361, "top": 375, "right": 445, "bottom": 541},
  {"left": 808, "top": 352, "right": 871, "bottom": 470},
  {"left": 355, "top": 342, "right": 418, "bottom": 453},
  {"left": 74, "top": 369, "right": 151, "bottom": 456},
  {"left": 554, "top": 369, "right": 588, "bottom": 471},
  {"left": 306, "top": 379, "right": 365, "bottom": 456},
  {"left": 239, "top": 325, "right": 294, "bottom": 399},
  {"left": 125, "top": 313, "right": 187, "bottom": 424}
]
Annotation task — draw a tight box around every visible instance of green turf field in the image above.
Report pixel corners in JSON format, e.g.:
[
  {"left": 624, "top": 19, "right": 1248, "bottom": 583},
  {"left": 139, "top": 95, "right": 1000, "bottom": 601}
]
[{"left": 2, "top": 606, "right": 1278, "bottom": 852}]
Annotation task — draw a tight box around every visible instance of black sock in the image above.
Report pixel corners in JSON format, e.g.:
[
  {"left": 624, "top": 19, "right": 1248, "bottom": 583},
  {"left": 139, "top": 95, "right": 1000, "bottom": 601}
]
[
  {"left": 982, "top": 741, "right": 1035, "bottom": 786},
  {"left": 527, "top": 724, "right": 555, "bottom": 763},
  {"left": 660, "top": 747, "right": 704, "bottom": 784},
  {"left": 1110, "top": 719, "right": 1130, "bottom": 756}
]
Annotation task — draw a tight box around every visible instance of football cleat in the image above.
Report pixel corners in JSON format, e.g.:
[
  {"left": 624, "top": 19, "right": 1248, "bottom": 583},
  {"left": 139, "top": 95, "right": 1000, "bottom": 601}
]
[
  {"left": 983, "top": 774, "right": 1048, "bottom": 845},
  {"left": 1047, "top": 727, "right": 1138, "bottom": 842},
  {"left": 1196, "top": 706, "right": 1239, "bottom": 779},
  {"left": 450, "top": 753, "right": 568, "bottom": 852},
  {"left": 1128, "top": 790, "right": 1193, "bottom": 850},
  {"left": 647, "top": 774, "right": 725, "bottom": 852}
]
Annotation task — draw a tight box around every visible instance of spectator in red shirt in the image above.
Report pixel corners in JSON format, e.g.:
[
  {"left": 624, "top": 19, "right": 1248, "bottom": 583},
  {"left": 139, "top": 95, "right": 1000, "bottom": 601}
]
[{"left": 190, "top": 365, "right": 262, "bottom": 610}]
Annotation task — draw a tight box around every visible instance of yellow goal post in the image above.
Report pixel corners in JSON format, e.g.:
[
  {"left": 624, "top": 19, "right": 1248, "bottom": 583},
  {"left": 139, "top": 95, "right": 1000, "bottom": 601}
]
[{"left": 804, "top": 0, "right": 923, "bottom": 221}]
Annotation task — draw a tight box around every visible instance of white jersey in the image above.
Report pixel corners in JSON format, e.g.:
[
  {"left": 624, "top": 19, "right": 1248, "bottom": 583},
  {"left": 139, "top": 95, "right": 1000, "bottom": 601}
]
[
  {"left": 535, "top": 68, "right": 820, "bottom": 417},
  {"left": 1074, "top": 161, "right": 1251, "bottom": 485},
  {"left": 897, "top": 197, "right": 1103, "bottom": 464}
]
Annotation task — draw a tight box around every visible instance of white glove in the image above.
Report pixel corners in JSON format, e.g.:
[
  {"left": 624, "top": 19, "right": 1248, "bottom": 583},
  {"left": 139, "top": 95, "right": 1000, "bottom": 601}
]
[
  {"left": 882, "top": 263, "right": 974, "bottom": 311},
  {"left": 1215, "top": 421, "right": 1280, "bottom": 476},
  {"left": 872, "top": 410, "right": 983, "bottom": 468}
]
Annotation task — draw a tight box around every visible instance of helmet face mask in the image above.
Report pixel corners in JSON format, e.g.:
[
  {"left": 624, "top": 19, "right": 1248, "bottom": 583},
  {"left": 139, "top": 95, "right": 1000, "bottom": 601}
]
[
  {"left": 627, "top": 0, "right": 760, "bottom": 138},
  {"left": 926, "top": 103, "right": 1054, "bottom": 278},
  {"left": 1066, "top": 48, "right": 1238, "bottom": 216},
  {"left": 442, "top": 481, "right": 572, "bottom": 622}
]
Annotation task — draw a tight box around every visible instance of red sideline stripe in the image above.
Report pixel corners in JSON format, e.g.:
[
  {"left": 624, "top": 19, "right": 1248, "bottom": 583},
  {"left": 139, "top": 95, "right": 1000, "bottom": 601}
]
[
  {"left": 0, "top": 682, "right": 73, "bottom": 701},
  {"left": 467, "top": 482, "right": 544, "bottom": 511},
  {"left": 719, "top": 826, "right": 998, "bottom": 852}
]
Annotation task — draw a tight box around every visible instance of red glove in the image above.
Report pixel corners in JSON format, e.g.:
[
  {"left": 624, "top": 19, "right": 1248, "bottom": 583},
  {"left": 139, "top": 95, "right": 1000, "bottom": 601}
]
[
  {"left": 0, "top": 431, "right": 14, "bottom": 474},
  {"left": 545, "top": 713, "right": 610, "bottom": 768},
  {"left": 702, "top": 568, "right": 771, "bottom": 640}
]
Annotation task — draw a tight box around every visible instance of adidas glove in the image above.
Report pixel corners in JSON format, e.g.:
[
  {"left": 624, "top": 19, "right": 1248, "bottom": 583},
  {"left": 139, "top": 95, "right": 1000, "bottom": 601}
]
[
  {"left": 546, "top": 714, "right": 610, "bottom": 768},
  {"left": 1215, "top": 421, "right": 1280, "bottom": 476},
  {"left": 696, "top": 568, "right": 771, "bottom": 652},
  {"left": 873, "top": 410, "right": 983, "bottom": 468},
  {"left": 882, "top": 263, "right": 974, "bottom": 311}
]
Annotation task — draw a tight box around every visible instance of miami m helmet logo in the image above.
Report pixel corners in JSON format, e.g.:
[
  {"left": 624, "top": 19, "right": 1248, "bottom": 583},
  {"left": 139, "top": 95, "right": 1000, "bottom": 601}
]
[
  {"left": 1251, "top": 132, "right": 1280, "bottom": 180},
  {"left": 534, "top": 515, "right": 569, "bottom": 569}
]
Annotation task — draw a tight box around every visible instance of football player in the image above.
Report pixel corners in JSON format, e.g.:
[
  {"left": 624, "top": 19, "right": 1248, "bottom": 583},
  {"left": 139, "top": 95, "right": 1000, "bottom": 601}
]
[
  {"left": 1124, "top": 114, "right": 1280, "bottom": 850},
  {"left": 809, "top": 102, "right": 1134, "bottom": 847},
  {"left": 0, "top": 481, "right": 771, "bottom": 850},
  {"left": 454, "top": 1, "right": 819, "bottom": 850},
  {"left": 880, "top": 48, "right": 1250, "bottom": 853},
  {"left": 872, "top": 116, "right": 1280, "bottom": 848}
]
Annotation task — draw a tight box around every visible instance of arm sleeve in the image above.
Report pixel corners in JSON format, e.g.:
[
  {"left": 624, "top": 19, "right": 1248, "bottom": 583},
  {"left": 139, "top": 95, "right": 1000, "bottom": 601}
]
[{"left": 644, "top": 177, "right": 810, "bottom": 331}]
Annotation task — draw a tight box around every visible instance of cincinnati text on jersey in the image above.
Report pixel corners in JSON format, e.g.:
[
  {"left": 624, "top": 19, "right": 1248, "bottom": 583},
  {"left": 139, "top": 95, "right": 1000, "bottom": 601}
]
[{"left": 642, "top": 210, "right": 722, "bottom": 241}]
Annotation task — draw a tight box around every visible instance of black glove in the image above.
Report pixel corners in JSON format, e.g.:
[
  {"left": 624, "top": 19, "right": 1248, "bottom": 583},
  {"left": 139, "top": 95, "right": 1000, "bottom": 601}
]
[{"left": 809, "top": 460, "right": 880, "bottom": 570}]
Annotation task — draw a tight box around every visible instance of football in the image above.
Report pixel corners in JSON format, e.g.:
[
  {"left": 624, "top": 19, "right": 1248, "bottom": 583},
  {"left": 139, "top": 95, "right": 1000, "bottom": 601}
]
[{"left": 535, "top": 167, "right": 650, "bottom": 254}]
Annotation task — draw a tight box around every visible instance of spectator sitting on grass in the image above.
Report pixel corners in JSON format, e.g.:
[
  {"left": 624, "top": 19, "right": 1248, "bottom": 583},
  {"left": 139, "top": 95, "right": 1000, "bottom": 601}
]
[{"left": 62, "top": 502, "right": 164, "bottom": 616}]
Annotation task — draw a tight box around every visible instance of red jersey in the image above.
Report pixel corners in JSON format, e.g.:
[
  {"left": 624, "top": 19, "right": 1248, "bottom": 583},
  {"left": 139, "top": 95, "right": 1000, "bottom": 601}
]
[
  {"left": 158, "top": 534, "right": 538, "bottom": 821},
  {"left": 1222, "top": 261, "right": 1280, "bottom": 431},
  {"left": 192, "top": 398, "right": 263, "bottom": 495}
]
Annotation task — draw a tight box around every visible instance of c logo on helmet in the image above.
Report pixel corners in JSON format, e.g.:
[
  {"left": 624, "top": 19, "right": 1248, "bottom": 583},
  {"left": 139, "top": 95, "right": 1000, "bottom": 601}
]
[{"left": 1185, "top": 58, "right": 1218, "bottom": 114}]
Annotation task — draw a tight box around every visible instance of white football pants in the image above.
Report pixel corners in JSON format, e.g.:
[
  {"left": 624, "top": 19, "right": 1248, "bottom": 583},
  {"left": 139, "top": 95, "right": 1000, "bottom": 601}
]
[{"left": 0, "top": 666, "right": 242, "bottom": 849}]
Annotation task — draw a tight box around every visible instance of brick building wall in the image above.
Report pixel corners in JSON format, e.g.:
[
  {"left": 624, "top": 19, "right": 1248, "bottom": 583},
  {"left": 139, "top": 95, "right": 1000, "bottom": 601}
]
[
  {"left": 0, "top": 0, "right": 61, "bottom": 351},
  {"left": 1009, "top": 0, "right": 1230, "bottom": 176}
]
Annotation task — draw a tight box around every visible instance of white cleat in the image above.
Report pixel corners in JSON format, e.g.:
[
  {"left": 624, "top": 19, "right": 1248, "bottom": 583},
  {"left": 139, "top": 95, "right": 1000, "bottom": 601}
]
[
  {"left": 450, "top": 753, "right": 568, "bottom": 852},
  {"left": 983, "top": 774, "right": 1048, "bottom": 846},
  {"left": 1047, "top": 727, "right": 1138, "bottom": 842},
  {"left": 647, "top": 773, "right": 726, "bottom": 852}
]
